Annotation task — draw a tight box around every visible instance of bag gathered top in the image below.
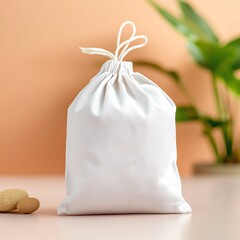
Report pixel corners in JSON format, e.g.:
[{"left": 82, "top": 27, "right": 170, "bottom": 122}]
[{"left": 58, "top": 21, "right": 192, "bottom": 215}]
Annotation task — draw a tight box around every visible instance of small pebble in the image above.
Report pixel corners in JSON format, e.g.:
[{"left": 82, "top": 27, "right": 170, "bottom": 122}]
[{"left": 17, "top": 197, "right": 40, "bottom": 214}]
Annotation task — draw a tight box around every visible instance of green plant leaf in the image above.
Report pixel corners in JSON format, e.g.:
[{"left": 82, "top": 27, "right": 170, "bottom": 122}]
[
  {"left": 176, "top": 106, "right": 198, "bottom": 122},
  {"left": 225, "top": 38, "right": 240, "bottom": 69},
  {"left": 217, "top": 71, "right": 240, "bottom": 96},
  {"left": 187, "top": 40, "right": 237, "bottom": 71},
  {"left": 202, "top": 116, "right": 228, "bottom": 128},
  {"left": 147, "top": 0, "right": 218, "bottom": 42},
  {"left": 147, "top": 0, "right": 196, "bottom": 40},
  {"left": 134, "top": 60, "right": 181, "bottom": 84},
  {"left": 178, "top": 0, "right": 218, "bottom": 42}
]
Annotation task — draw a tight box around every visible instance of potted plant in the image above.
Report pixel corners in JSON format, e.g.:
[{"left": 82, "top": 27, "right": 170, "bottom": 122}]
[{"left": 136, "top": 0, "right": 240, "bottom": 174}]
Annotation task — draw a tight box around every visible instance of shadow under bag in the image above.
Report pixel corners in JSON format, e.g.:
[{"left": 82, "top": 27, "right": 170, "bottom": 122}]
[{"left": 58, "top": 21, "right": 192, "bottom": 215}]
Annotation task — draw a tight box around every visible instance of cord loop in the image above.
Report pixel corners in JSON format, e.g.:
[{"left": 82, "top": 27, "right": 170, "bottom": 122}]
[{"left": 80, "top": 21, "right": 148, "bottom": 61}]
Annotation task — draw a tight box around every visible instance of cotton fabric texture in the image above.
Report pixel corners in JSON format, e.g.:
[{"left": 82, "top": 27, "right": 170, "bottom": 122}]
[{"left": 58, "top": 21, "right": 192, "bottom": 215}]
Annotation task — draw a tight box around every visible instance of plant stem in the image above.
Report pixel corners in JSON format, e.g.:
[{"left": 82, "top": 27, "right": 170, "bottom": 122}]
[
  {"left": 212, "top": 74, "right": 223, "bottom": 118},
  {"left": 212, "top": 74, "right": 233, "bottom": 160},
  {"left": 204, "top": 129, "right": 222, "bottom": 163}
]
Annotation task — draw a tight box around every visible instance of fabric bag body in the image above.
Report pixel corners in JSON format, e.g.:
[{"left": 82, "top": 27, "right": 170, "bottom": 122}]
[{"left": 58, "top": 21, "right": 192, "bottom": 215}]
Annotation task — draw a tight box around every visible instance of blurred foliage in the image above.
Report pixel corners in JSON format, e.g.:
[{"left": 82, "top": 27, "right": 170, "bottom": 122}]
[{"left": 136, "top": 0, "right": 240, "bottom": 163}]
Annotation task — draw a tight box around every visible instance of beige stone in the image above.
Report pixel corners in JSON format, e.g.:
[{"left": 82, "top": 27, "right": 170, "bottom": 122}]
[
  {"left": 0, "top": 189, "right": 29, "bottom": 212},
  {"left": 17, "top": 197, "right": 40, "bottom": 214}
]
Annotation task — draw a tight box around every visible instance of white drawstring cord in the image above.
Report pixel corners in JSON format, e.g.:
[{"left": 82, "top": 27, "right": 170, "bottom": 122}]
[
  {"left": 80, "top": 20, "right": 148, "bottom": 62},
  {"left": 115, "top": 21, "right": 136, "bottom": 60},
  {"left": 117, "top": 35, "right": 148, "bottom": 62},
  {"left": 79, "top": 47, "right": 115, "bottom": 60}
]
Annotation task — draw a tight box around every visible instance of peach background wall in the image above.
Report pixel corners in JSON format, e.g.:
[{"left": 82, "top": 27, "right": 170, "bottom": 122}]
[{"left": 1, "top": 0, "right": 240, "bottom": 175}]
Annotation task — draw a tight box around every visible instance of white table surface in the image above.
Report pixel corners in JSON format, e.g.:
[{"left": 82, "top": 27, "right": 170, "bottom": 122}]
[{"left": 0, "top": 175, "right": 240, "bottom": 240}]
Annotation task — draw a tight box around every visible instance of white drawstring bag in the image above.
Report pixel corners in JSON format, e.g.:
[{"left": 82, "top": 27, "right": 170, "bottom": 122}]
[{"left": 58, "top": 21, "right": 192, "bottom": 215}]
